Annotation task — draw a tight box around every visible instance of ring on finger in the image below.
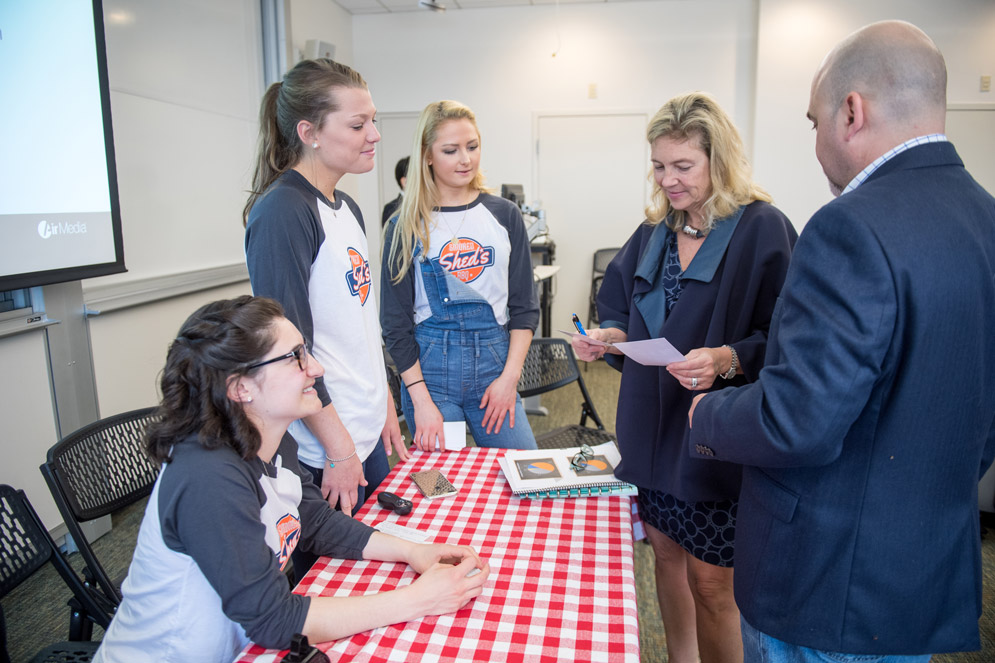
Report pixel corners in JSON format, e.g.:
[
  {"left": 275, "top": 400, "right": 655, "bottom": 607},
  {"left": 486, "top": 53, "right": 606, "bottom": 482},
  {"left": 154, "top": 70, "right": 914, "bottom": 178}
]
[{"left": 691, "top": 377, "right": 698, "bottom": 388}]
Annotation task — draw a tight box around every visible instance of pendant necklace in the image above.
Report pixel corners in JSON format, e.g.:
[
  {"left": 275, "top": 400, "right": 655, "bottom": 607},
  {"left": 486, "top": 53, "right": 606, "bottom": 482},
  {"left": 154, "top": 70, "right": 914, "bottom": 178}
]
[
  {"left": 681, "top": 224, "right": 704, "bottom": 239},
  {"left": 440, "top": 200, "right": 473, "bottom": 246}
]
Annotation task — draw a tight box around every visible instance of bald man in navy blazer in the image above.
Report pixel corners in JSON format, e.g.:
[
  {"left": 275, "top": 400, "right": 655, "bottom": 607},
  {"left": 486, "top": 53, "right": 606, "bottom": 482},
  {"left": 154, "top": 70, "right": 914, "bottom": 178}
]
[{"left": 688, "top": 21, "right": 995, "bottom": 662}]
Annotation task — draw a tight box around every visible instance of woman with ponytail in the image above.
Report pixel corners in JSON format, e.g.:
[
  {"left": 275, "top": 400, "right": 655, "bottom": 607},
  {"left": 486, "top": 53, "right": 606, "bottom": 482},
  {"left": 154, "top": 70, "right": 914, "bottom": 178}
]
[
  {"left": 94, "top": 296, "right": 488, "bottom": 663},
  {"left": 243, "top": 59, "right": 406, "bottom": 545}
]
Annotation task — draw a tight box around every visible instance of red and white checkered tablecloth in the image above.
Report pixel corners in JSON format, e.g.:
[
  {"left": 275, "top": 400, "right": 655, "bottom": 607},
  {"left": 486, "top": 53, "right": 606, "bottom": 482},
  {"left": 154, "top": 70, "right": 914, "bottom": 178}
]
[{"left": 235, "top": 447, "right": 640, "bottom": 663}]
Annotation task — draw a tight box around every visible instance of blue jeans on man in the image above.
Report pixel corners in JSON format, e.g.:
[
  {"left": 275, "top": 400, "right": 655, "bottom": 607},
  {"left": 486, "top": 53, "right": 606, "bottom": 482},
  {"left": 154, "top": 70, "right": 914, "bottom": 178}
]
[{"left": 741, "top": 617, "right": 932, "bottom": 663}]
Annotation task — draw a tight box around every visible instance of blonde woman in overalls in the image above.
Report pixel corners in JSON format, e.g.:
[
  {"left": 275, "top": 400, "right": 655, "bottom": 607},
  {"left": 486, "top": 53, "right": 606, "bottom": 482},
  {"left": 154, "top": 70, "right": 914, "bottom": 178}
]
[{"left": 381, "top": 100, "right": 538, "bottom": 452}]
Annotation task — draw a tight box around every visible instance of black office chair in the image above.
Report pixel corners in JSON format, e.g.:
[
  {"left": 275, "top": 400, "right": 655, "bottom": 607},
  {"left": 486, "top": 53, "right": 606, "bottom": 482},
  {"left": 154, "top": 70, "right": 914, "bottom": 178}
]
[
  {"left": 587, "top": 247, "right": 622, "bottom": 329},
  {"left": 40, "top": 407, "right": 160, "bottom": 607},
  {"left": 517, "top": 338, "right": 616, "bottom": 450},
  {"left": 0, "top": 484, "right": 108, "bottom": 662}
]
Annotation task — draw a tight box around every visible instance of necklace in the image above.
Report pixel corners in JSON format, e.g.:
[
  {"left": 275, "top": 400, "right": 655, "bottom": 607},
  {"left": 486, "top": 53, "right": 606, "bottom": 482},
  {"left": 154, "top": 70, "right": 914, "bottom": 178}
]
[
  {"left": 440, "top": 201, "right": 473, "bottom": 246},
  {"left": 681, "top": 224, "right": 705, "bottom": 239},
  {"left": 296, "top": 163, "right": 337, "bottom": 218}
]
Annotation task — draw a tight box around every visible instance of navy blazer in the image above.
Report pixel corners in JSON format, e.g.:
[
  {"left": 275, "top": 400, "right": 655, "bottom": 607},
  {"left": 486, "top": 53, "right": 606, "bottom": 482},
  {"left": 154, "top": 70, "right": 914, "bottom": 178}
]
[
  {"left": 691, "top": 142, "right": 995, "bottom": 654},
  {"left": 600, "top": 201, "right": 796, "bottom": 501}
]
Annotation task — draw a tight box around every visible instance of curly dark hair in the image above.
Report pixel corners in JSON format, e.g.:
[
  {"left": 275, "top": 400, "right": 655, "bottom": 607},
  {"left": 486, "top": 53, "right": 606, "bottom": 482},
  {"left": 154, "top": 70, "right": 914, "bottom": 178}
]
[{"left": 146, "top": 295, "right": 285, "bottom": 463}]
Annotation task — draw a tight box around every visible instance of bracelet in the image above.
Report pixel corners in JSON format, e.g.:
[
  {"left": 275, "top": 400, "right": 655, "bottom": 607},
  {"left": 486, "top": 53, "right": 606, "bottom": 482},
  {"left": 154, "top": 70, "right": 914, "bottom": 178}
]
[
  {"left": 405, "top": 379, "right": 425, "bottom": 389},
  {"left": 325, "top": 450, "right": 357, "bottom": 468},
  {"left": 721, "top": 345, "right": 739, "bottom": 380}
]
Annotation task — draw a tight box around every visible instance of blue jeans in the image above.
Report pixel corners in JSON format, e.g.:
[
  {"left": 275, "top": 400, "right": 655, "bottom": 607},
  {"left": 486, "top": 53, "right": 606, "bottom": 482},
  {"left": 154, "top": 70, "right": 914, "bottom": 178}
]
[
  {"left": 402, "top": 325, "right": 536, "bottom": 450},
  {"left": 291, "top": 443, "right": 391, "bottom": 581},
  {"left": 741, "top": 616, "right": 932, "bottom": 663}
]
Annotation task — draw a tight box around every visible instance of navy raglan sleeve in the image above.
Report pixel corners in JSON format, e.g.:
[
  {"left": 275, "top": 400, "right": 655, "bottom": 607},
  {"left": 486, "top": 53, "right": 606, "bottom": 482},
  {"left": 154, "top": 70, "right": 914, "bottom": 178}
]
[
  {"left": 278, "top": 434, "right": 376, "bottom": 557},
  {"left": 245, "top": 185, "right": 331, "bottom": 406},
  {"left": 498, "top": 203, "right": 539, "bottom": 331},
  {"left": 379, "top": 219, "right": 421, "bottom": 373},
  {"left": 158, "top": 451, "right": 311, "bottom": 649}
]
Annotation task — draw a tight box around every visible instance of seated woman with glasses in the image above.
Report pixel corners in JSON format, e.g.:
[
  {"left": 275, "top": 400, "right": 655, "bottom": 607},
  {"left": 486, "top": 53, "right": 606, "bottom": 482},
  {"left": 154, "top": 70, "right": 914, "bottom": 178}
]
[{"left": 94, "top": 296, "right": 489, "bottom": 663}]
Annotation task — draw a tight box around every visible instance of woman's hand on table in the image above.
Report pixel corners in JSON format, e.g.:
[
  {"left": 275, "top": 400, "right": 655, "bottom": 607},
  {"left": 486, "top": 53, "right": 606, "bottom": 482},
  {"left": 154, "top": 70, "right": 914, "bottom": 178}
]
[
  {"left": 305, "top": 541, "right": 488, "bottom": 641},
  {"left": 408, "top": 554, "right": 490, "bottom": 616},
  {"left": 406, "top": 543, "right": 483, "bottom": 575},
  {"left": 571, "top": 327, "right": 623, "bottom": 361},
  {"left": 667, "top": 346, "right": 727, "bottom": 391}
]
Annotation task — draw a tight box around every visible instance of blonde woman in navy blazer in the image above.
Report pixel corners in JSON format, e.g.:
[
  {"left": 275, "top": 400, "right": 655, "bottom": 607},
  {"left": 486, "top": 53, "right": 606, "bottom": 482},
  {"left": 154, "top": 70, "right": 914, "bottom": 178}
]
[{"left": 574, "top": 93, "right": 796, "bottom": 663}]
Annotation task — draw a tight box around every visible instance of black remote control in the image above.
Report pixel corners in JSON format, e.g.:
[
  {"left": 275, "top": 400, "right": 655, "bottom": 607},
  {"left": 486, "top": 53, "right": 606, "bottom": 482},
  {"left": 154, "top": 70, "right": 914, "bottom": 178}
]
[{"left": 377, "top": 491, "right": 413, "bottom": 516}]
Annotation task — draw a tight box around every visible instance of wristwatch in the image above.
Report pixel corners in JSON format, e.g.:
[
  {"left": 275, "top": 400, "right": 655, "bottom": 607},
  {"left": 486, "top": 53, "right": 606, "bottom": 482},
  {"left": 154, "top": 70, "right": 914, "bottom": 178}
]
[{"left": 721, "top": 345, "right": 739, "bottom": 380}]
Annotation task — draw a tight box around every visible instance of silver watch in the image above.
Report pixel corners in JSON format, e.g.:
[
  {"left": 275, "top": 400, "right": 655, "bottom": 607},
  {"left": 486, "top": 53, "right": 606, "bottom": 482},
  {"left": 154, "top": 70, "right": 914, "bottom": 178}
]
[{"left": 721, "top": 345, "right": 739, "bottom": 380}]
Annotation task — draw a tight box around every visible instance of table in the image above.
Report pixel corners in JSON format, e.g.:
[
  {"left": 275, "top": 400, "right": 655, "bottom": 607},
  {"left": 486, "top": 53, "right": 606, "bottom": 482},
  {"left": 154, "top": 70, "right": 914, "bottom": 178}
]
[{"left": 235, "top": 447, "right": 640, "bottom": 663}]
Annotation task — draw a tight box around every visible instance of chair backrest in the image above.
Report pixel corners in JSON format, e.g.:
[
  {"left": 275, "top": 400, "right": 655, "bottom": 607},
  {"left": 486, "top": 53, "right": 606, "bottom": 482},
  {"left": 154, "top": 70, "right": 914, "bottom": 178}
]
[
  {"left": 517, "top": 338, "right": 606, "bottom": 430},
  {"left": 0, "top": 486, "right": 51, "bottom": 600},
  {"left": 40, "top": 407, "right": 160, "bottom": 603},
  {"left": 0, "top": 485, "right": 112, "bottom": 640},
  {"left": 517, "top": 337, "right": 583, "bottom": 398},
  {"left": 592, "top": 247, "right": 621, "bottom": 277}
]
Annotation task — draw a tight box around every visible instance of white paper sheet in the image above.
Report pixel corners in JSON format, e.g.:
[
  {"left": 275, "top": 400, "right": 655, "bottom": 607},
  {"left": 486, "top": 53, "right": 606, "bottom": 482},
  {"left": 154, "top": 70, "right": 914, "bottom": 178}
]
[
  {"left": 559, "top": 329, "right": 685, "bottom": 366},
  {"left": 376, "top": 521, "right": 433, "bottom": 543},
  {"left": 612, "top": 337, "right": 686, "bottom": 366},
  {"left": 441, "top": 421, "right": 467, "bottom": 451}
]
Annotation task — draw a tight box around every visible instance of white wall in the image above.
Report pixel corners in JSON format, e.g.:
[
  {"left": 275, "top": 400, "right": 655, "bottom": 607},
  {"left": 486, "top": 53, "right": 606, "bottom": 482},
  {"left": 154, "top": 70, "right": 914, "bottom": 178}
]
[
  {"left": 288, "top": 0, "right": 359, "bottom": 199},
  {"left": 325, "top": 0, "right": 995, "bottom": 326},
  {"left": 89, "top": 283, "right": 252, "bottom": 416},
  {"left": 86, "top": 0, "right": 262, "bottom": 287},
  {"left": 754, "top": 0, "right": 995, "bottom": 228},
  {"left": 353, "top": 0, "right": 755, "bottom": 200},
  {"left": 0, "top": 330, "right": 62, "bottom": 529},
  {"left": 349, "top": 0, "right": 757, "bottom": 334}
]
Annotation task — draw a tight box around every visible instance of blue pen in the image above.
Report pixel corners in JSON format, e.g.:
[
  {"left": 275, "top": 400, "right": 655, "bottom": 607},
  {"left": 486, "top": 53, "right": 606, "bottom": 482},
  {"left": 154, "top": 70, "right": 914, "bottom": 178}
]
[{"left": 572, "top": 313, "right": 587, "bottom": 336}]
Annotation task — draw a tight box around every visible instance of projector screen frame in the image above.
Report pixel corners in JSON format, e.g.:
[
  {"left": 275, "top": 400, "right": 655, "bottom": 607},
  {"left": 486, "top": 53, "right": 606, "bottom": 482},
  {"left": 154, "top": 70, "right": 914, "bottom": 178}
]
[{"left": 0, "top": 0, "right": 126, "bottom": 292}]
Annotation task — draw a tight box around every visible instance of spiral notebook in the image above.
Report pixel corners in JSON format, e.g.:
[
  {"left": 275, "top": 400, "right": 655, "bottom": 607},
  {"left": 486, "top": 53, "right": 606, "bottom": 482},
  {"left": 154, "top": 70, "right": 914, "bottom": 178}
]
[{"left": 498, "top": 442, "right": 638, "bottom": 499}]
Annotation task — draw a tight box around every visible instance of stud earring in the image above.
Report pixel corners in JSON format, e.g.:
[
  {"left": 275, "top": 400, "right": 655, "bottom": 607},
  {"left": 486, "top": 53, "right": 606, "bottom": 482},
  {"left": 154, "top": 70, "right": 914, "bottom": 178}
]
[
  {"left": 312, "top": 142, "right": 318, "bottom": 149},
  {"left": 246, "top": 396, "right": 253, "bottom": 403}
]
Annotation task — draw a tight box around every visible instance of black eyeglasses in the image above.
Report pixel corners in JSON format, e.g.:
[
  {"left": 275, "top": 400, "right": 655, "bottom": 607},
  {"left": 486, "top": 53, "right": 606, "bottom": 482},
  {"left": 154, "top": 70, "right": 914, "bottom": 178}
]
[
  {"left": 246, "top": 344, "right": 309, "bottom": 372},
  {"left": 570, "top": 444, "right": 594, "bottom": 472}
]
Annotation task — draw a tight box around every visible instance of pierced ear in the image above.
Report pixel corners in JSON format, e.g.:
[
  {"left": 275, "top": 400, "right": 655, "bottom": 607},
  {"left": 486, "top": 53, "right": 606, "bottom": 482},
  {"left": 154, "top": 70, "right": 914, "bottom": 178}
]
[
  {"left": 226, "top": 375, "right": 253, "bottom": 404},
  {"left": 296, "top": 119, "right": 315, "bottom": 146}
]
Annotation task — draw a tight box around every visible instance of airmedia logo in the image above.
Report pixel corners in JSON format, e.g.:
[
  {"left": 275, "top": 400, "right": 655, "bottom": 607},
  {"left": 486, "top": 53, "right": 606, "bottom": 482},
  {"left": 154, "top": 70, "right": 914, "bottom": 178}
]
[{"left": 38, "top": 219, "right": 88, "bottom": 239}]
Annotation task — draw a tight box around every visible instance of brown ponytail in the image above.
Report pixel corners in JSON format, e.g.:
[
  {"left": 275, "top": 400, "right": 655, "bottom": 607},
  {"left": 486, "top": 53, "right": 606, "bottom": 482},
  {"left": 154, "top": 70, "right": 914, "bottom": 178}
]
[{"left": 242, "top": 59, "right": 368, "bottom": 226}]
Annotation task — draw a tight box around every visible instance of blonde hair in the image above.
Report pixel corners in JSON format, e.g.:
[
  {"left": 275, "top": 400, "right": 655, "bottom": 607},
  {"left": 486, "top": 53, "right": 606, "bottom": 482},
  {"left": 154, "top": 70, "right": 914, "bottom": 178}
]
[
  {"left": 385, "top": 100, "right": 490, "bottom": 283},
  {"left": 645, "top": 92, "right": 771, "bottom": 232}
]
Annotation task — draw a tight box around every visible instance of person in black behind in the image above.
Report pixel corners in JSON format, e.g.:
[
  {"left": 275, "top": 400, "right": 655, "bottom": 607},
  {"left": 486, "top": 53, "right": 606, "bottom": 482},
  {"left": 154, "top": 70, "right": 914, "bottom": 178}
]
[{"left": 381, "top": 156, "right": 409, "bottom": 226}]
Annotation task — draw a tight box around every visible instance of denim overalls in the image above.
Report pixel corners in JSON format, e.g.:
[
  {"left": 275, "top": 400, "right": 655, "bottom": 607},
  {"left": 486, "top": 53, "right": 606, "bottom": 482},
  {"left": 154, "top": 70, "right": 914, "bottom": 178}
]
[{"left": 399, "top": 249, "right": 537, "bottom": 449}]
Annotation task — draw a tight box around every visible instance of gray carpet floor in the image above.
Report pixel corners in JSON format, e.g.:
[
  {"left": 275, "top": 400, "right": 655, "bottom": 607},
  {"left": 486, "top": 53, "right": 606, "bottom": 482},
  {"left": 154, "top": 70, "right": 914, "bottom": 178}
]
[{"left": 4, "top": 360, "right": 993, "bottom": 661}]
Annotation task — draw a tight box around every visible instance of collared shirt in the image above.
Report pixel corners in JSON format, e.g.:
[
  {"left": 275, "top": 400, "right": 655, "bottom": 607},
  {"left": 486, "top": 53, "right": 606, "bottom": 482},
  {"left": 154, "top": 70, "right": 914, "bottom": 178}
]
[{"left": 841, "top": 134, "right": 948, "bottom": 195}]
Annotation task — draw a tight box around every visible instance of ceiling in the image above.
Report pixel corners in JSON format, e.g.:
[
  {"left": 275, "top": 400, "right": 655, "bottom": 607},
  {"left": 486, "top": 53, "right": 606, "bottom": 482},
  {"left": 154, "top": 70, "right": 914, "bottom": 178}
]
[{"left": 333, "top": 0, "right": 639, "bottom": 15}]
